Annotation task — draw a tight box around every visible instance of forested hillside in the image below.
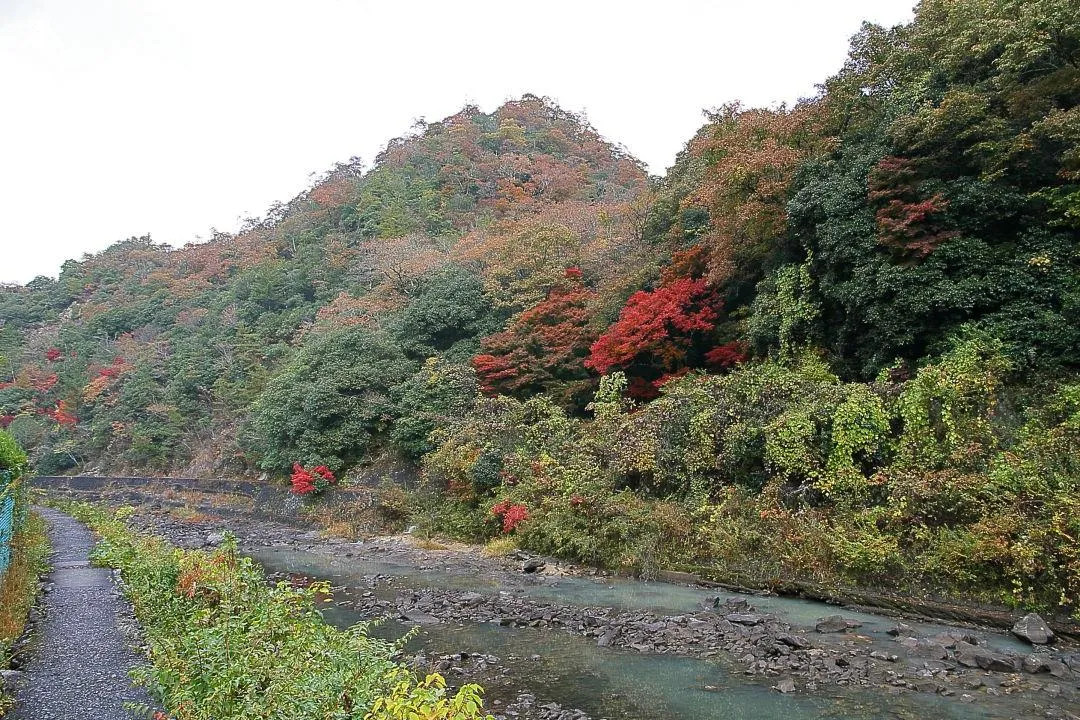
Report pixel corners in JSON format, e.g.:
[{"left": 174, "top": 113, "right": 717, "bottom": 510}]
[{"left": 2, "top": 0, "right": 1078, "bottom": 614}]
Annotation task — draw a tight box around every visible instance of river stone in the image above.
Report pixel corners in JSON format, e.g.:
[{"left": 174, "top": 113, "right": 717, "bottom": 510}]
[
  {"left": 886, "top": 623, "right": 915, "bottom": 637},
  {"left": 206, "top": 531, "right": 226, "bottom": 546},
  {"left": 459, "top": 591, "right": 485, "bottom": 606},
  {"left": 596, "top": 625, "right": 618, "bottom": 647},
  {"left": 774, "top": 678, "right": 796, "bottom": 693},
  {"left": 952, "top": 641, "right": 990, "bottom": 668},
  {"left": 815, "top": 614, "right": 862, "bottom": 633},
  {"left": 718, "top": 597, "right": 750, "bottom": 612},
  {"left": 978, "top": 653, "right": 1021, "bottom": 673},
  {"left": 725, "top": 613, "right": 765, "bottom": 626},
  {"left": 1011, "top": 612, "right": 1055, "bottom": 645},
  {"left": 776, "top": 633, "right": 810, "bottom": 649},
  {"left": 894, "top": 639, "right": 946, "bottom": 660},
  {"left": 1023, "top": 654, "right": 1053, "bottom": 674},
  {"left": 522, "top": 557, "right": 546, "bottom": 574}
]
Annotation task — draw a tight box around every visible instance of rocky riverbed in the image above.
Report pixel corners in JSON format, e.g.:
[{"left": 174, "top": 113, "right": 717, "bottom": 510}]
[{"left": 89, "top": 502, "right": 1080, "bottom": 719}]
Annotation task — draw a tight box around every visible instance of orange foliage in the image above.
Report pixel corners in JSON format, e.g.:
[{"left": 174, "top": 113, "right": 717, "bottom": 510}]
[{"left": 682, "top": 102, "right": 833, "bottom": 284}]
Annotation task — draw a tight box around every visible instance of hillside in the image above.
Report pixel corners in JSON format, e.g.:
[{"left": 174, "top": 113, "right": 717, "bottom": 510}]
[{"left": 2, "top": 0, "right": 1079, "bottom": 617}]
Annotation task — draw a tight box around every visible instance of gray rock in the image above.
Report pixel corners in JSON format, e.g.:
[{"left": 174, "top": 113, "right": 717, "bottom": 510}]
[
  {"left": 206, "top": 531, "right": 226, "bottom": 546},
  {"left": 522, "top": 557, "right": 546, "bottom": 574},
  {"left": 978, "top": 653, "right": 1021, "bottom": 673},
  {"left": 776, "top": 633, "right": 810, "bottom": 649},
  {"left": 596, "top": 625, "right": 618, "bottom": 648},
  {"left": 0, "top": 669, "right": 25, "bottom": 690},
  {"left": 886, "top": 623, "right": 915, "bottom": 637},
  {"left": 774, "top": 678, "right": 796, "bottom": 693},
  {"left": 815, "top": 614, "right": 862, "bottom": 633},
  {"left": 459, "top": 591, "right": 485, "bottom": 606},
  {"left": 725, "top": 613, "right": 765, "bottom": 626},
  {"left": 953, "top": 641, "right": 991, "bottom": 669},
  {"left": 1011, "top": 612, "right": 1055, "bottom": 645}
]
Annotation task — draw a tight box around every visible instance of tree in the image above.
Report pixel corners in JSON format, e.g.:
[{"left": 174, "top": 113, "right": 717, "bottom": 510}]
[
  {"left": 249, "top": 327, "right": 414, "bottom": 471},
  {"left": 392, "top": 358, "right": 478, "bottom": 458},
  {"left": 587, "top": 252, "right": 725, "bottom": 399},
  {"left": 393, "top": 265, "right": 505, "bottom": 361},
  {"left": 473, "top": 267, "right": 598, "bottom": 406}
]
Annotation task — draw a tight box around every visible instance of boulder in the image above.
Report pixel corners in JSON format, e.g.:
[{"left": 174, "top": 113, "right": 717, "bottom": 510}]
[
  {"left": 952, "top": 641, "right": 991, "bottom": 669},
  {"left": 522, "top": 557, "right": 546, "bottom": 574},
  {"left": 774, "top": 678, "right": 796, "bottom": 694},
  {"left": 1011, "top": 613, "right": 1055, "bottom": 645},
  {"left": 815, "top": 614, "right": 862, "bottom": 633},
  {"left": 725, "top": 613, "right": 765, "bottom": 626},
  {"left": 459, "top": 591, "right": 485, "bottom": 607},
  {"left": 205, "top": 531, "right": 226, "bottom": 547}
]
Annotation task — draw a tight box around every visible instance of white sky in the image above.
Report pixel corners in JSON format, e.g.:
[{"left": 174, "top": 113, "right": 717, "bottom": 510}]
[{"left": 0, "top": 0, "right": 915, "bottom": 284}]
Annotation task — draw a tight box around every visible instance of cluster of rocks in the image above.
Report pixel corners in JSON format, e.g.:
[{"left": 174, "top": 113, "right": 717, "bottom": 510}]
[
  {"left": 494, "top": 693, "right": 592, "bottom": 720},
  {"left": 355, "top": 589, "right": 874, "bottom": 691},
  {"left": 349, "top": 584, "right": 1080, "bottom": 706},
  {"left": 124, "top": 509, "right": 299, "bottom": 548},
  {"left": 405, "top": 653, "right": 594, "bottom": 720},
  {"left": 881, "top": 622, "right": 1078, "bottom": 698}
]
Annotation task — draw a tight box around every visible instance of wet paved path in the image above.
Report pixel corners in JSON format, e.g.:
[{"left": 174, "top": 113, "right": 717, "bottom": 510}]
[{"left": 9, "top": 507, "right": 152, "bottom": 720}]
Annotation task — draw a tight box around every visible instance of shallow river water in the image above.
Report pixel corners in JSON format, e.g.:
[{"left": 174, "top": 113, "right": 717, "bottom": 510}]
[{"left": 245, "top": 545, "right": 1053, "bottom": 720}]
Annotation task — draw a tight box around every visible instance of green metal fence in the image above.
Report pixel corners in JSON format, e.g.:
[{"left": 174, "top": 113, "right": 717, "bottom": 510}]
[{"left": 0, "top": 468, "right": 26, "bottom": 576}]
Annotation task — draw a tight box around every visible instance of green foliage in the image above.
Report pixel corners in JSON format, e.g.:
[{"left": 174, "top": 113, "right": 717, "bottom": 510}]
[
  {"left": 62, "top": 502, "right": 491, "bottom": 720},
  {"left": 895, "top": 334, "right": 1012, "bottom": 469},
  {"left": 0, "top": 429, "right": 27, "bottom": 474},
  {"left": 0, "top": 511, "right": 49, "bottom": 716},
  {"left": 393, "top": 265, "right": 504, "bottom": 361},
  {"left": 391, "top": 358, "right": 478, "bottom": 458},
  {"left": 249, "top": 326, "right": 415, "bottom": 471},
  {"left": 747, "top": 260, "right": 820, "bottom": 358}
]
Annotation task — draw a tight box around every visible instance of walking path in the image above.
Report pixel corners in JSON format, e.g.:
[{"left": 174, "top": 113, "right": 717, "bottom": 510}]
[{"left": 9, "top": 507, "right": 153, "bottom": 719}]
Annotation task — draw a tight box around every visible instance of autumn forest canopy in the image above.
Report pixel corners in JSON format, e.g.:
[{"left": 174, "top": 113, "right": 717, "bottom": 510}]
[{"left": 2, "top": 0, "right": 1079, "bottom": 614}]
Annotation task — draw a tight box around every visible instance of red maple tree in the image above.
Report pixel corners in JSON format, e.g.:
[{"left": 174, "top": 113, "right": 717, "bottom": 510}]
[
  {"left": 586, "top": 247, "right": 743, "bottom": 399},
  {"left": 473, "top": 267, "right": 598, "bottom": 405},
  {"left": 586, "top": 275, "right": 722, "bottom": 399},
  {"left": 869, "top": 156, "right": 957, "bottom": 259}
]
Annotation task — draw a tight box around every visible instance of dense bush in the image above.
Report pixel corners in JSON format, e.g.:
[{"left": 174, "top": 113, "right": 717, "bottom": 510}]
[
  {"left": 249, "top": 326, "right": 415, "bottom": 471},
  {"left": 422, "top": 337, "right": 1080, "bottom": 614}
]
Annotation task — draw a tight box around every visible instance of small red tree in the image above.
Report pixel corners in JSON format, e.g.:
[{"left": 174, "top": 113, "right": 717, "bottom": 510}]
[
  {"left": 869, "top": 157, "right": 957, "bottom": 259},
  {"left": 473, "top": 267, "right": 598, "bottom": 406},
  {"left": 290, "top": 463, "right": 336, "bottom": 495},
  {"left": 586, "top": 270, "right": 722, "bottom": 398},
  {"left": 491, "top": 500, "right": 530, "bottom": 533},
  {"left": 704, "top": 340, "right": 749, "bottom": 370}
]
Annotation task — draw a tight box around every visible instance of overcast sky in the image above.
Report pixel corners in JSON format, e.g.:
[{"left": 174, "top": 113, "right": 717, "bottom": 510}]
[{"left": 0, "top": 0, "right": 916, "bottom": 284}]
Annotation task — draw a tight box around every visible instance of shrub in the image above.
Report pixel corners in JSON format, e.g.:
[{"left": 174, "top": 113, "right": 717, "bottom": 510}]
[{"left": 63, "top": 502, "right": 493, "bottom": 720}]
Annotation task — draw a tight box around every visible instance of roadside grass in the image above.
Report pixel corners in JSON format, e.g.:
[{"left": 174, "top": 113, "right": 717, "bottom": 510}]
[
  {"left": 0, "top": 512, "right": 50, "bottom": 717},
  {"left": 53, "top": 500, "right": 493, "bottom": 720}
]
